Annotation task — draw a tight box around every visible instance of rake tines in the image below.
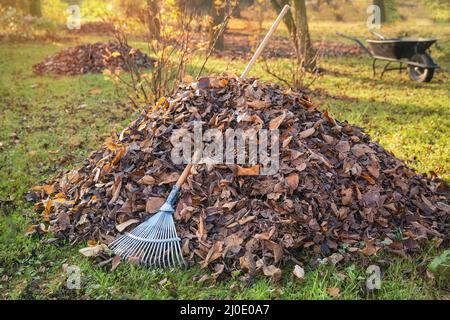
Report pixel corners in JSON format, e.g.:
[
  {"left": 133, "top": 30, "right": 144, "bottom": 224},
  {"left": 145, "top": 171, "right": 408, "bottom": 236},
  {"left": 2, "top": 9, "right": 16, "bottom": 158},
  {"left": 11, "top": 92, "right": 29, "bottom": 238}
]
[
  {"left": 109, "top": 210, "right": 184, "bottom": 268},
  {"left": 109, "top": 183, "right": 187, "bottom": 269}
]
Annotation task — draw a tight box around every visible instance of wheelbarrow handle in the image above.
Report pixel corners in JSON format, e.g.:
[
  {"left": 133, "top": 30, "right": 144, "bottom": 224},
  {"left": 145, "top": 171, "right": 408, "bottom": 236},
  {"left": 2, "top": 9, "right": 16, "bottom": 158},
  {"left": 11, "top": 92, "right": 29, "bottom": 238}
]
[
  {"left": 370, "top": 30, "right": 386, "bottom": 40},
  {"left": 336, "top": 32, "right": 372, "bottom": 57}
]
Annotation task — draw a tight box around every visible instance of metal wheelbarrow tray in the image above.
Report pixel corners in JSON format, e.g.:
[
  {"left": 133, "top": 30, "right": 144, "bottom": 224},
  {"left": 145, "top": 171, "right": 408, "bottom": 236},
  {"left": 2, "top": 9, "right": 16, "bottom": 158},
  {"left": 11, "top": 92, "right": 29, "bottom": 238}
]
[{"left": 337, "top": 32, "right": 440, "bottom": 82}]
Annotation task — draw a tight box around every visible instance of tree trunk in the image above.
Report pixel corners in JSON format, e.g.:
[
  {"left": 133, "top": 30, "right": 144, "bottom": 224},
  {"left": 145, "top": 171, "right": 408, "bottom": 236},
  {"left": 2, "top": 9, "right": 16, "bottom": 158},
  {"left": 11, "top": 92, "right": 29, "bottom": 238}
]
[
  {"left": 373, "top": 0, "right": 386, "bottom": 23},
  {"left": 209, "top": 0, "right": 226, "bottom": 50},
  {"left": 271, "top": 0, "right": 316, "bottom": 71},
  {"left": 147, "top": 0, "right": 161, "bottom": 40},
  {"left": 29, "top": 0, "right": 42, "bottom": 17},
  {"left": 292, "top": 0, "right": 316, "bottom": 70}
]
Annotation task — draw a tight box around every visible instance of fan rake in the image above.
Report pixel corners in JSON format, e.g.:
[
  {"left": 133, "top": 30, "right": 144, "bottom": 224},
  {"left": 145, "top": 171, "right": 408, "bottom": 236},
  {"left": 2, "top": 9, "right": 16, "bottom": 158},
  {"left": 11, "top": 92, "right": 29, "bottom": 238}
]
[{"left": 109, "top": 162, "right": 193, "bottom": 268}]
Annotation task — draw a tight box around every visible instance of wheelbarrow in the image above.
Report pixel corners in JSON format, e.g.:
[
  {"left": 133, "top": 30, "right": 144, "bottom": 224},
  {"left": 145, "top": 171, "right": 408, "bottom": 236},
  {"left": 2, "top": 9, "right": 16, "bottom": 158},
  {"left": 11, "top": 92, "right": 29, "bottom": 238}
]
[{"left": 337, "top": 31, "right": 440, "bottom": 82}]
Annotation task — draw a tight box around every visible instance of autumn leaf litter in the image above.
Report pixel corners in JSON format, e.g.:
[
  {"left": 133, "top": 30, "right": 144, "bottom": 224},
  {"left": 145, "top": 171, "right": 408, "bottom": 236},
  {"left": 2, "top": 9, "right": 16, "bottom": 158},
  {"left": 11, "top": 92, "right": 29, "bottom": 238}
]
[
  {"left": 29, "top": 76, "right": 449, "bottom": 281},
  {"left": 32, "top": 41, "right": 155, "bottom": 76}
]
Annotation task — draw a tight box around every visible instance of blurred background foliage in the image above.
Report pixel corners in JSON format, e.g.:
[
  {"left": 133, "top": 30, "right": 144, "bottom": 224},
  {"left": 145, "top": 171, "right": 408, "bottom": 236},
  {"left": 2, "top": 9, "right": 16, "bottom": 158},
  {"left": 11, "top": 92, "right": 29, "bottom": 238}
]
[{"left": 1, "top": 1, "right": 448, "bottom": 35}]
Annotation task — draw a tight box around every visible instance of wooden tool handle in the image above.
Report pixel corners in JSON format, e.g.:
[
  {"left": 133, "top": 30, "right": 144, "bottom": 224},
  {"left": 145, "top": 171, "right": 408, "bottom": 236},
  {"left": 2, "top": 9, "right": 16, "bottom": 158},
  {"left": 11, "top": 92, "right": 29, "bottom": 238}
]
[
  {"left": 176, "top": 163, "right": 193, "bottom": 187},
  {"left": 241, "top": 4, "right": 290, "bottom": 79},
  {"left": 175, "top": 149, "right": 201, "bottom": 187}
]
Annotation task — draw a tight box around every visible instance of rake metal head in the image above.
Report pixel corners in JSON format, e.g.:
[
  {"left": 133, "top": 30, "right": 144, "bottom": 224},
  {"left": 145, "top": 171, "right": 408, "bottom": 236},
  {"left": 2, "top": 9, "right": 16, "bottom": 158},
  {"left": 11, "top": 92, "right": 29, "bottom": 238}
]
[{"left": 109, "top": 186, "right": 185, "bottom": 269}]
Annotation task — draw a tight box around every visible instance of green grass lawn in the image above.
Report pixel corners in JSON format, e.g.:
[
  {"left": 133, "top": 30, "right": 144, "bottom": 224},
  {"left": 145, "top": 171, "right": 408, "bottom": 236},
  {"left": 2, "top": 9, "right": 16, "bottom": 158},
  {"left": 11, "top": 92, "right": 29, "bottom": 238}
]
[{"left": 0, "top": 19, "right": 449, "bottom": 299}]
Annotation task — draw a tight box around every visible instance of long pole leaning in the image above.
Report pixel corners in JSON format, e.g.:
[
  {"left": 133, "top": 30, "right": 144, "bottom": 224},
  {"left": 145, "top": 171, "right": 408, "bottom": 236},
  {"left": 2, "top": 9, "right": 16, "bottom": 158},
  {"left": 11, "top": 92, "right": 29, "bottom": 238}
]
[{"left": 241, "top": 4, "right": 291, "bottom": 79}]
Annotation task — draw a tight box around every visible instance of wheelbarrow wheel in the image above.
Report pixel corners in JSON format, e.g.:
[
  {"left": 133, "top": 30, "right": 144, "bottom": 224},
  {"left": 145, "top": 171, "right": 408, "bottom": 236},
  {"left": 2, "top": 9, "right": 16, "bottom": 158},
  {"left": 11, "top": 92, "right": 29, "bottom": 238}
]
[{"left": 408, "top": 53, "right": 434, "bottom": 82}]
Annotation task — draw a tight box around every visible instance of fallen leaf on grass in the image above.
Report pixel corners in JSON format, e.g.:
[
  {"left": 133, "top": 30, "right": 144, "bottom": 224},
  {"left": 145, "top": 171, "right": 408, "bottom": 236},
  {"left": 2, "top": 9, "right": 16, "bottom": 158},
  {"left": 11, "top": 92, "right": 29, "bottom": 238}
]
[
  {"left": 90, "top": 87, "right": 102, "bottom": 94},
  {"left": 111, "top": 255, "right": 121, "bottom": 272},
  {"left": 212, "top": 264, "right": 225, "bottom": 279},
  {"left": 292, "top": 265, "right": 305, "bottom": 281},
  {"left": 79, "top": 244, "right": 109, "bottom": 257},
  {"left": 43, "top": 199, "right": 52, "bottom": 219},
  {"left": 25, "top": 224, "right": 37, "bottom": 236},
  {"left": 326, "top": 287, "right": 340, "bottom": 298},
  {"left": 263, "top": 265, "right": 282, "bottom": 282}
]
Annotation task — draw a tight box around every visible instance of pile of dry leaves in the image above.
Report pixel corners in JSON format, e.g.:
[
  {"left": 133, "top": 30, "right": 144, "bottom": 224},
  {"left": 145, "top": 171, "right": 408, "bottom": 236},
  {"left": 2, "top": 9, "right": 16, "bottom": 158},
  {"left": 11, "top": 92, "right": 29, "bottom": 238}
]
[
  {"left": 33, "top": 41, "right": 155, "bottom": 76},
  {"left": 30, "top": 76, "right": 449, "bottom": 280},
  {"left": 72, "top": 22, "right": 115, "bottom": 35}
]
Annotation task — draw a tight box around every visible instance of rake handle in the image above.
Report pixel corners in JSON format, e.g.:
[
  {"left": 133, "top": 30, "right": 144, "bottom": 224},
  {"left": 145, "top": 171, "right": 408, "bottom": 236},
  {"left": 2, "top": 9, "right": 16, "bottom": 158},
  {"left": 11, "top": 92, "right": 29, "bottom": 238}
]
[
  {"left": 176, "top": 163, "right": 193, "bottom": 188},
  {"left": 175, "top": 149, "right": 201, "bottom": 187},
  {"left": 241, "top": 4, "right": 290, "bottom": 79}
]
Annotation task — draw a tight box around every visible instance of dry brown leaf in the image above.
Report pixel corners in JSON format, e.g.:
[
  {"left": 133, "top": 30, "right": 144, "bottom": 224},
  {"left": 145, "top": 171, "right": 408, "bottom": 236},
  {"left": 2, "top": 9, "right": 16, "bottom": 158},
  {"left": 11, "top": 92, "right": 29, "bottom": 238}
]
[
  {"left": 361, "top": 174, "right": 376, "bottom": 185},
  {"left": 212, "top": 263, "right": 225, "bottom": 279},
  {"left": 236, "top": 165, "right": 260, "bottom": 176},
  {"left": 146, "top": 197, "right": 165, "bottom": 213},
  {"left": 43, "top": 199, "right": 52, "bottom": 218},
  {"left": 296, "top": 162, "right": 307, "bottom": 172},
  {"left": 116, "top": 219, "right": 140, "bottom": 232},
  {"left": 322, "top": 110, "right": 336, "bottom": 126},
  {"left": 222, "top": 201, "right": 238, "bottom": 211},
  {"left": 25, "top": 224, "right": 37, "bottom": 236},
  {"left": 264, "top": 240, "right": 283, "bottom": 263},
  {"left": 292, "top": 265, "right": 305, "bottom": 281},
  {"left": 79, "top": 244, "right": 109, "bottom": 257},
  {"left": 326, "top": 287, "right": 340, "bottom": 298},
  {"left": 111, "top": 255, "right": 121, "bottom": 272},
  {"left": 359, "top": 240, "right": 380, "bottom": 256},
  {"left": 341, "top": 188, "right": 353, "bottom": 205},
  {"left": 104, "top": 137, "right": 122, "bottom": 151},
  {"left": 286, "top": 173, "right": 299, "bottom": 192},
  {"left": 32, "top": 184, "right": 55, "bottom": 195},
  {"left": 247, "top": 100, "right": 268, "bottom": 109},
  {"left": 299, "top": 127, "right": 316, "bottom": 139},
  {"left": 367, "top": 160, "right": 380, "bottom": 178},
  {"left": 238, "top": 215, "right": 256, "bottom": 225},
  {"left": 262, "top": 265, "right": 282, "bottom": 282},
  {"left": 335, "top": 140, "right": 350, "bottom": 153},
  {"left": 224, "top": 234, "right": 243, "bottom": 254},
  {"left": 158, "top": 172, "right": 180, "bottom": 185},
  {"left": 197, "top": 215, "right": 207, "bottom": 241},
  {"left": 200, "top": 241, "right": 223, "bottom": 268},
  {"left": 138, "top": 175, "right": 156, "bottom": 185},
  {"left": 254, "top": 227, "right": 275, "bottom": 241},
  {"left": 111, "top": 146, "right": 126, "bottom": 166},
  {"left": 269, "top": 112, "right": 286, "bottom": 130}
]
